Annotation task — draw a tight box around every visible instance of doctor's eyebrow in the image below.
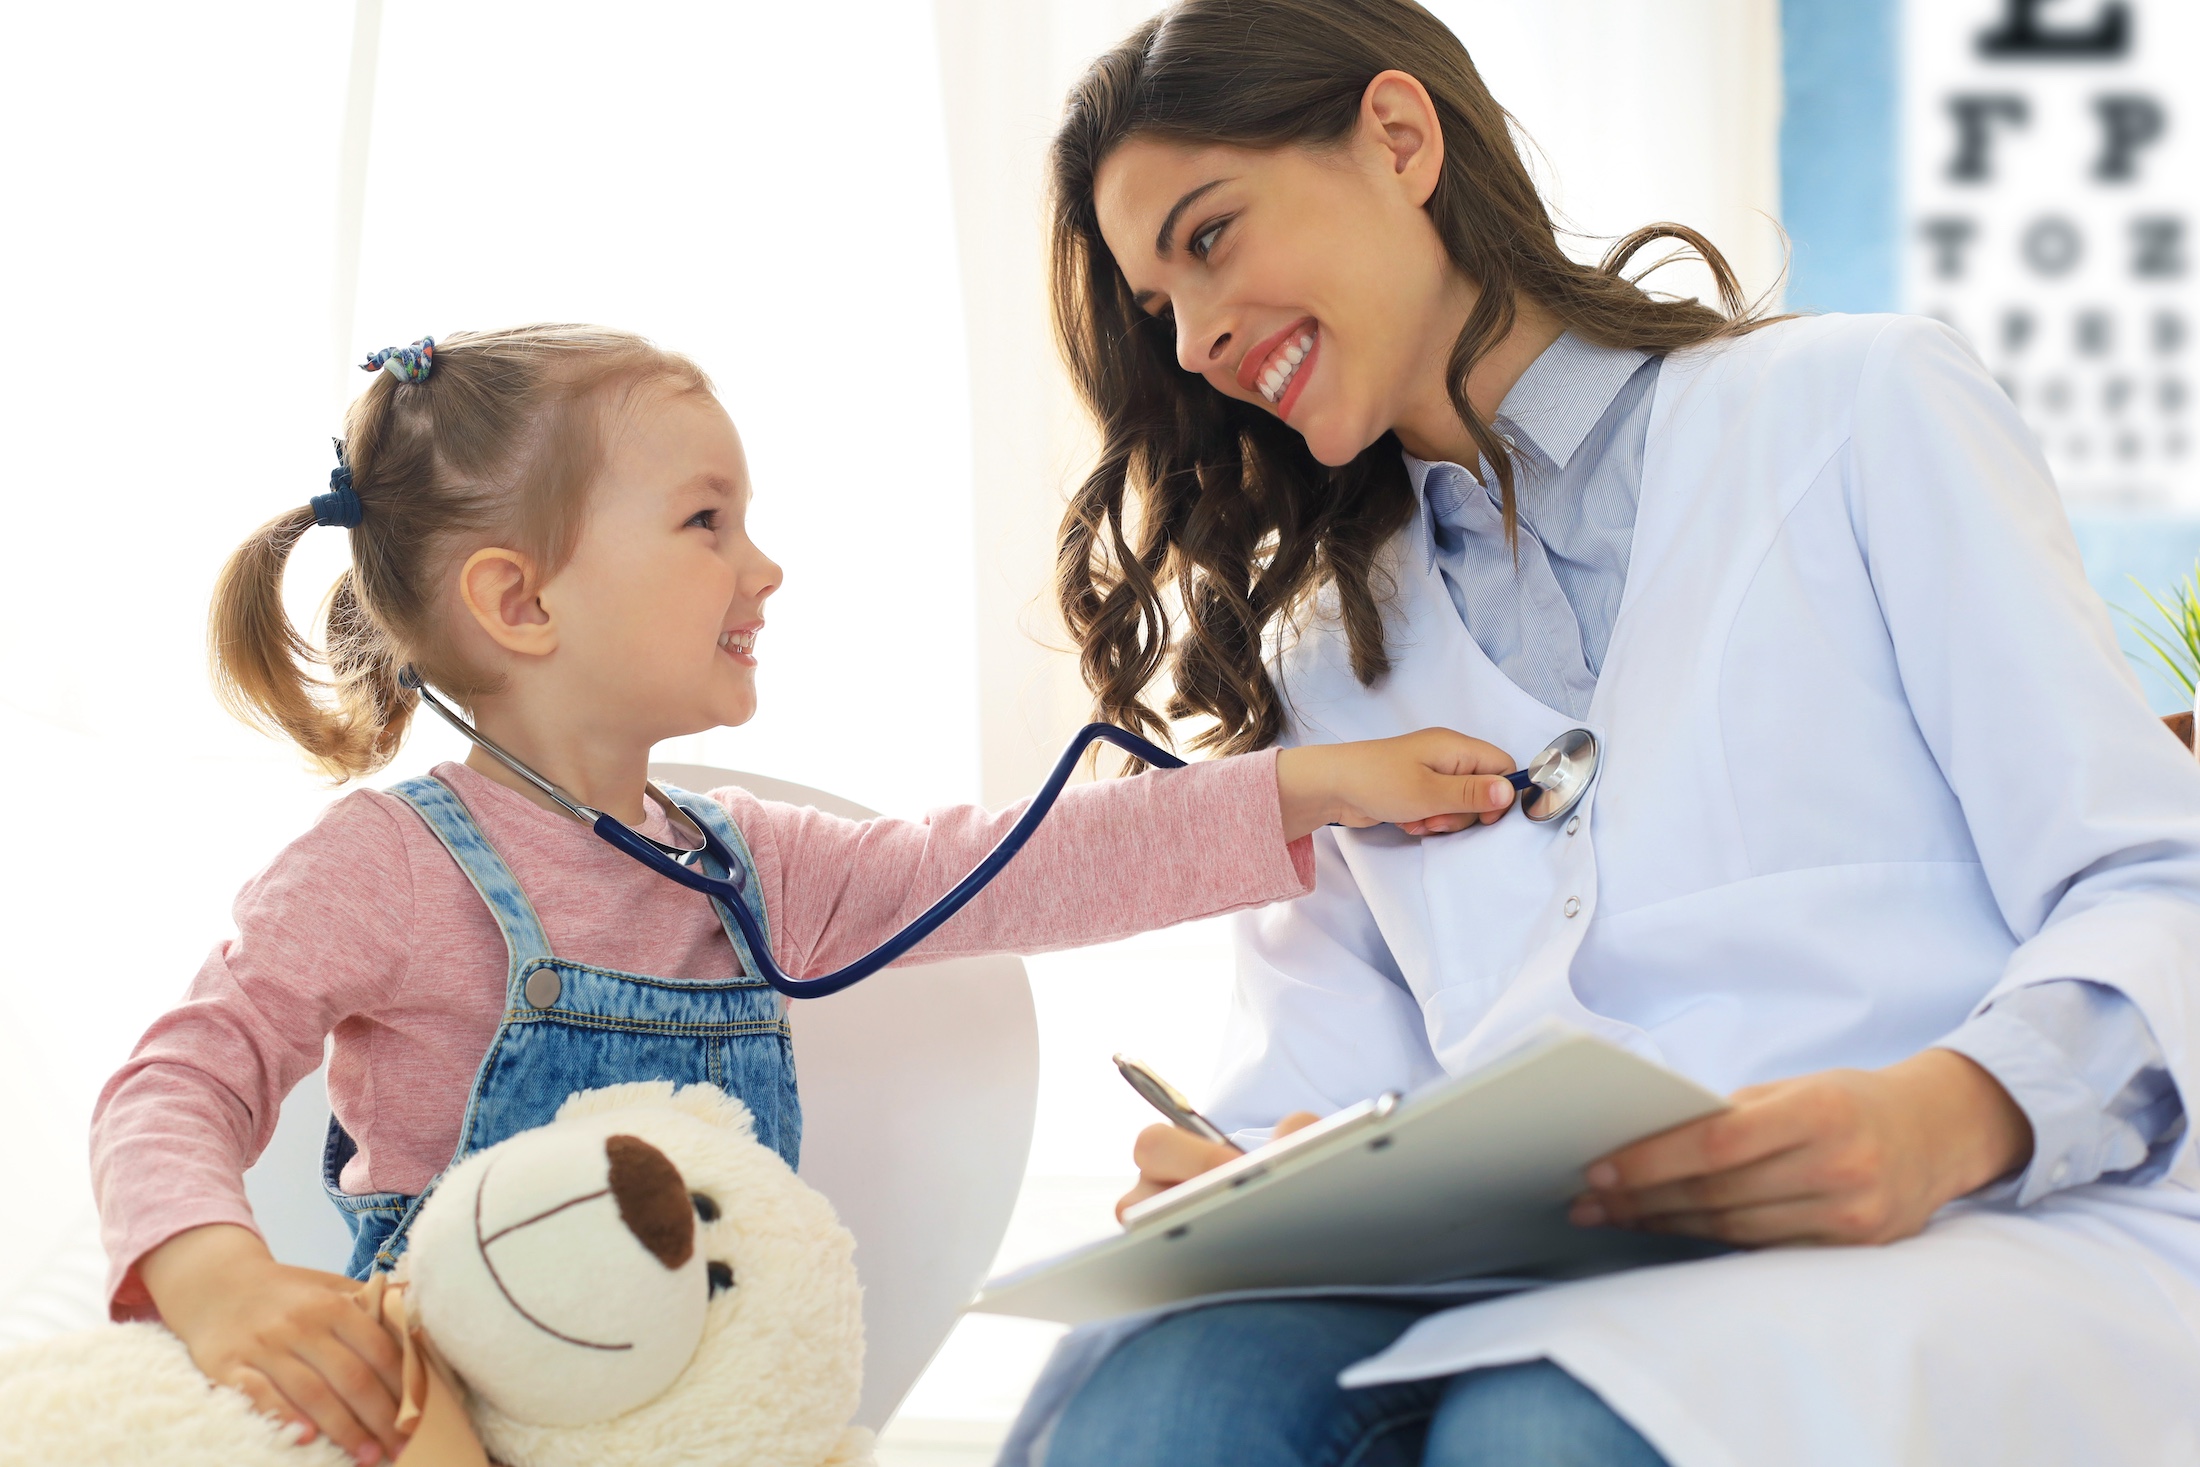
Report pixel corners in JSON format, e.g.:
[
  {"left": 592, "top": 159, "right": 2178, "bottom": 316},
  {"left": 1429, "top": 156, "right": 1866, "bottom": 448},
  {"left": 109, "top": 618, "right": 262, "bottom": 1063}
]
[{"left": 1154, "top": 178, "right": 1230, "bottom": 257}]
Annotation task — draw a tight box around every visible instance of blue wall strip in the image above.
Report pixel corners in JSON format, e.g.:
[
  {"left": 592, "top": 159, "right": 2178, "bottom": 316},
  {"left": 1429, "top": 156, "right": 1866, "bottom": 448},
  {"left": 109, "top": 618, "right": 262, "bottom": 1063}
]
[{"left": 1779, "top": 0, "right": 1901, "bottom": 313}]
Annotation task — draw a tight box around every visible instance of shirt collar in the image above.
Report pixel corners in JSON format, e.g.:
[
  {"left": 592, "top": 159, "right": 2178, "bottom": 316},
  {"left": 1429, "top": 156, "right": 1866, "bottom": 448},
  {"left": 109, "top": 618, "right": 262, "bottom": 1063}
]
[
  {"left": 1494, "top": 331, "right": 1650, "bottom": 471},
  {"left": 1403, "top": 331, "right": 1650, "bottom": 575},
  {"left": 1405, "top": 454, "right": 1473, "bottom": 579}
]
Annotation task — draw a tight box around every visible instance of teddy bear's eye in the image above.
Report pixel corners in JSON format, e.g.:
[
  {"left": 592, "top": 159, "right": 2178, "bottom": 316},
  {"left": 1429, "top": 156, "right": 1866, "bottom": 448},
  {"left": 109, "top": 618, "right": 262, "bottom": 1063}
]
[
  {"left": 708, "top": 1261, "right": 735, "bottom": 1296},
  {"left": 691, "top": 1192, "right": 720, "bottom": 1222}
]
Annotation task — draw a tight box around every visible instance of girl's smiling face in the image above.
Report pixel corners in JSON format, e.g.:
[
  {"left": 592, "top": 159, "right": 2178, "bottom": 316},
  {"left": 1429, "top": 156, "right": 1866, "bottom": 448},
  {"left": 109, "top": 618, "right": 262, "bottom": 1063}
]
[
  {"left": 1090, "top": 73, "right": 1480, "bottom": 468},
  {"left": 540, "top": 388, "right": 781, "bottom": 742}
]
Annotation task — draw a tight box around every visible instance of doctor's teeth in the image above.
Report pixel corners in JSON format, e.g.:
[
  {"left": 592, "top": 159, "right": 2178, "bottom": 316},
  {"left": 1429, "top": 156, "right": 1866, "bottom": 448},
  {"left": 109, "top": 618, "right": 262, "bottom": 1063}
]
[{"left": 1258, "top": 334, "right": 1317, "bottom": 404}]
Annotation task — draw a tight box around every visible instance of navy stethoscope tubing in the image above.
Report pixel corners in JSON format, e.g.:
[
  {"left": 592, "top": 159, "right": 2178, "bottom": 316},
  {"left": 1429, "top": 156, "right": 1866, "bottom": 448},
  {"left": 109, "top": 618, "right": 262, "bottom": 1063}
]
[
  {"left": 592, "top": 721, "right": 1189, "bottom": 999},
  {"left": 399, "top": 668, "right": 1188, "bottom": 999}
]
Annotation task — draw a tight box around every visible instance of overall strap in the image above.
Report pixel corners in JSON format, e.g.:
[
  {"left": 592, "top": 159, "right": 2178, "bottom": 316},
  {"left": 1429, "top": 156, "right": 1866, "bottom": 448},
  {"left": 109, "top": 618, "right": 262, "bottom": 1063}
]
[
  {"left": 384, "top": 776, "right": 556, "bottom": 988},
  {"left": 658, "top": 784, "right": 774, "bottom": 984}
]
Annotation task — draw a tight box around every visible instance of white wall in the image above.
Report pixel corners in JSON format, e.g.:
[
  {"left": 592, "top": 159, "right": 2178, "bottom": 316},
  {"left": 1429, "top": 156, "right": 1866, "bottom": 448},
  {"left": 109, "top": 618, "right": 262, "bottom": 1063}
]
[{"left": 1433, "top": 0, "right": 1784, "bottom": 304}]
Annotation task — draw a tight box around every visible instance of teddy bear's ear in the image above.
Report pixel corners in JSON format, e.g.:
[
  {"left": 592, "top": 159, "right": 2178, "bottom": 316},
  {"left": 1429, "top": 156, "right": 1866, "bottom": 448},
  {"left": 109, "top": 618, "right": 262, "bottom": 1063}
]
[{"left": 556, "top": 1082, "right": 757, "bottom": 1138}]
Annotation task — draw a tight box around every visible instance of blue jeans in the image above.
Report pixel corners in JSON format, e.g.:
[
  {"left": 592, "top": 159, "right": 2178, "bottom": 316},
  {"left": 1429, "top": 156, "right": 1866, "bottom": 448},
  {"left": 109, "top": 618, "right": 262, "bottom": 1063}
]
[{"left": 1038, "top": 1300, "right": 1668, "bottom": 1467}]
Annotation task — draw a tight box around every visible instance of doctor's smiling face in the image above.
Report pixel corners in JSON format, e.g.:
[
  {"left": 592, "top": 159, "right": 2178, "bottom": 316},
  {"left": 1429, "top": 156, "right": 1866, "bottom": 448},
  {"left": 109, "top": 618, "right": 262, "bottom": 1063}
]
[{"left": 1093, "top": 72, "right": 1494, "bottom": 469}]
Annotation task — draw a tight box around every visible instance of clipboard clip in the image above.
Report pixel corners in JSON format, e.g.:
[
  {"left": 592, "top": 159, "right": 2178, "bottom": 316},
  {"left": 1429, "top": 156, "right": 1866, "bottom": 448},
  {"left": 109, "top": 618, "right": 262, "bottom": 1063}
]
[{"left": 1122, "top": 1091, "right": 1402, "bottom": 1231}]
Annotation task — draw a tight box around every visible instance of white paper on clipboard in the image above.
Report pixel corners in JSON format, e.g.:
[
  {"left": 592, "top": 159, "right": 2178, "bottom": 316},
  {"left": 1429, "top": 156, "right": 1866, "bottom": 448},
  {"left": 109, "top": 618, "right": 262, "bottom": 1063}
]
[{"left": 971, "top": 1023, "right": 1729, "bottom": 1325}]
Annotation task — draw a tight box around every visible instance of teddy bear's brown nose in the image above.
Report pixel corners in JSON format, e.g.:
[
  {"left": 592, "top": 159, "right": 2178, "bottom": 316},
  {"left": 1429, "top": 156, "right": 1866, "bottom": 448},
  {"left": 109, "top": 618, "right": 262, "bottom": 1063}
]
[{"left": 606, "top": 1134, "right": 695, "bottom": 1269}]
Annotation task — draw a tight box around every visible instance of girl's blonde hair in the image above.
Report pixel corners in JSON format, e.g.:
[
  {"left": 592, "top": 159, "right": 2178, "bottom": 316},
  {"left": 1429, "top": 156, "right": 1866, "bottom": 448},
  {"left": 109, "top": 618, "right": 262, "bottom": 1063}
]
[{"left": 210, "top": 324, "right": 712, "bottom": 781}]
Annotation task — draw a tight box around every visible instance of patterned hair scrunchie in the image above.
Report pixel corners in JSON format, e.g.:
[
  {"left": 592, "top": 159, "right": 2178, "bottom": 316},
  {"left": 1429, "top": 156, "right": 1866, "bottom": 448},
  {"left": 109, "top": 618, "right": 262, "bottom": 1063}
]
[
  {"left": 362, "top": 336, "right": 435, "bottom": 384},
  {"left": 312, "top": 437, "right": 364, "bottom": 529}
]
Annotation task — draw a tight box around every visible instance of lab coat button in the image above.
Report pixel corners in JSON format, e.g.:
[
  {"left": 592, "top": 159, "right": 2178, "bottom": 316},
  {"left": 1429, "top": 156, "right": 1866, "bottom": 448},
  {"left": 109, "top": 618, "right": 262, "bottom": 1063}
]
[
  {"left": 2050, "top": 1160, "right": 2071, "bottom": 1186},
  {"left": 1563, "top": 896, "right": 1581, "bottom": 918},
  {"left": 524, "top": 969, "right": 563, "bottom": 1009},
  {"left": 1565, "top": 817, "right": 1581, "bottom": 836}
]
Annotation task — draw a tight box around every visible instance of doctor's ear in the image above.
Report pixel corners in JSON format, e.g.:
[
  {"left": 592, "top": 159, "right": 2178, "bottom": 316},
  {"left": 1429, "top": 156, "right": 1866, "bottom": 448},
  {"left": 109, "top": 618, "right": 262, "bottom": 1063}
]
[
  {"left": 1359, "top": 70, "right": 1445, "bottom": 207},
  {"left": 459, "top": 547, "right": 559, "bottom": 660}
]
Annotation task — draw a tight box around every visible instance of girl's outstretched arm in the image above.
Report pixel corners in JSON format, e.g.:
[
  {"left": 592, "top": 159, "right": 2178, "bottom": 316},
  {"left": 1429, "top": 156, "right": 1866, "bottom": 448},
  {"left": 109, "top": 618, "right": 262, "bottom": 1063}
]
[{"left": 717, "top": 730, "right": 1518, "bottom": 977}]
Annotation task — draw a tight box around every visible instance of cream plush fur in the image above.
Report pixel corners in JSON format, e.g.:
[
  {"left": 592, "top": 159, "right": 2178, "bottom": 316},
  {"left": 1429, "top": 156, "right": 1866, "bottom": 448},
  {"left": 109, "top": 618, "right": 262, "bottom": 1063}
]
[
  {"left": 0, "top": 1083, "right": 873, "bottom": 1467},
  {"left": 0, "top": 1322, "right": 354, "bottom": 1467}
]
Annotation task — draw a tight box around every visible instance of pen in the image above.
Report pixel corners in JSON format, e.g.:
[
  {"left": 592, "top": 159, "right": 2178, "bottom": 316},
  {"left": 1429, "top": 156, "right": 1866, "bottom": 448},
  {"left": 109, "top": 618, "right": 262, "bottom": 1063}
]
[{"left": 1113, "top": 1054, "right": 1244, "bottom": 1153}]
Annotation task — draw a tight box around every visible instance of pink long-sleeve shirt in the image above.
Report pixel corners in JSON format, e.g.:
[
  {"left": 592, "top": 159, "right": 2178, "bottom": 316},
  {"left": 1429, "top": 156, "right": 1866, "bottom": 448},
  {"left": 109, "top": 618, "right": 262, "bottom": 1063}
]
[{"left": 92, "top": 754, "right": 1312, "bottom": 1318}]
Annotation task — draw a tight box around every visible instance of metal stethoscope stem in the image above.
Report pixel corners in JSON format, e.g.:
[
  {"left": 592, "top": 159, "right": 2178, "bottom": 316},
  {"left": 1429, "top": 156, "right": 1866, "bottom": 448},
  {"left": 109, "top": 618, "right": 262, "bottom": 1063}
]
[
  {"left": 1502, "top": 727, "right": 1599, "bottom": 824},
  {"left": 398, "top": 670, "right": 1597, "bottom": 999}
]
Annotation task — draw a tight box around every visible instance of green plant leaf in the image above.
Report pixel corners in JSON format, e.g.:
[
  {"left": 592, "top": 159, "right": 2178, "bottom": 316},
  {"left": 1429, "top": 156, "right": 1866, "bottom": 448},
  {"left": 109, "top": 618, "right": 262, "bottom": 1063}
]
[{"left": 2119, "top": 564, "right": 2200, "bottom": 700}]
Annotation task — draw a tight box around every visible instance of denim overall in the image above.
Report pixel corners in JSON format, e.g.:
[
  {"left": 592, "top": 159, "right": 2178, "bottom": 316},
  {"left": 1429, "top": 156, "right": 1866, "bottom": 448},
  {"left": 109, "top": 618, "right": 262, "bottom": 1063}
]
[{"left": 323, "top": 775, "right": 800, "bottom": 1279}]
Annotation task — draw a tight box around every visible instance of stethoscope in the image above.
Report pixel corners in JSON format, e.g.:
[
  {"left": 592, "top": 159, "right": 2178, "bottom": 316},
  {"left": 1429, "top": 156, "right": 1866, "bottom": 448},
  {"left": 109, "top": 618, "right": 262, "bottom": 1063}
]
[{"left": 398, "top": 669, "right": 1598, "bottom": 999}]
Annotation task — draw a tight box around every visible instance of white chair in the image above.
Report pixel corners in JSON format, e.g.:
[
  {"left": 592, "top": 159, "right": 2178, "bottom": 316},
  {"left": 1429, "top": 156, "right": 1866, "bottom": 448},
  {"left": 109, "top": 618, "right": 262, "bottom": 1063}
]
[{"left": 244, "top": 764, "right": 1040, "bottom": 1432}]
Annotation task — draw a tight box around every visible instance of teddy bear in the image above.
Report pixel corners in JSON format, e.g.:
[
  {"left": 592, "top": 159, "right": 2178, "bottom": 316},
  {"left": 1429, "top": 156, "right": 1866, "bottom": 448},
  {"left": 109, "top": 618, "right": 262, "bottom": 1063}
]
[{"left": 0, "top": 1082, "right": 873, "bottom": 1467}]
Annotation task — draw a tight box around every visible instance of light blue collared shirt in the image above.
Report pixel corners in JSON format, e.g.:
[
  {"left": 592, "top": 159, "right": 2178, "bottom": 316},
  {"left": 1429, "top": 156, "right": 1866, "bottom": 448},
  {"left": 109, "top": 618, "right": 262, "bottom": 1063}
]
[
  {"left": 1413, "top": 331, "right": 2184, "bottom": 1203},
  {"left": 1414, "top": 332, "right": 1656, "bottom": 720}
]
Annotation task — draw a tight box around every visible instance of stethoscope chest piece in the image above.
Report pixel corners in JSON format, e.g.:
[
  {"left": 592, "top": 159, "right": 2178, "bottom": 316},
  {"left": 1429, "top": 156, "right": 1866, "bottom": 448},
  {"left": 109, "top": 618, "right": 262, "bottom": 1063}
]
[{"left": 1516, "top": 727, "right": 1599, "bottom": 824}]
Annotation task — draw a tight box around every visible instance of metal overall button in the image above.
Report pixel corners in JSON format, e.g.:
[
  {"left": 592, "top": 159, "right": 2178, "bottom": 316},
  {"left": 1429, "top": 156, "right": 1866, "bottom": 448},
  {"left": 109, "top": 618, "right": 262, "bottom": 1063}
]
[
  {"left": 1563, "top": 896, "right": 1582, "bottom": 918},
  {"left": 524, "top": 968, "right": 563, "bottom": 1009}
]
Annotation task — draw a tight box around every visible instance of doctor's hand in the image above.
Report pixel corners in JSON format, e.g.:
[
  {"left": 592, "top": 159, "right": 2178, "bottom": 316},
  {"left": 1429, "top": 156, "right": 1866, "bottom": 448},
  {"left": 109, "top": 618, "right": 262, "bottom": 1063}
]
[
  {"left": 1115, "top": 1112, "right": 1322, "bottom": 1221},
  {"left": 1569, "top": 1049, "right": 2034, "bottom": 1248},
  {"left": 1276, "top": 729, "right": 1518, "bottom": 840},
  {"left": 139, "top": 1223, "right": 407, "bottom": 1465}
]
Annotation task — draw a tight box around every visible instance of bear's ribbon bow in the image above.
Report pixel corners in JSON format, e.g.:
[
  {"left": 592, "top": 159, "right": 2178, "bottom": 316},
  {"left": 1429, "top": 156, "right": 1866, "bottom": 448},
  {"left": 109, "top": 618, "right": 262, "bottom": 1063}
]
[{"left": 356, "top": 1273, "right": 489, "bottom": 1467}]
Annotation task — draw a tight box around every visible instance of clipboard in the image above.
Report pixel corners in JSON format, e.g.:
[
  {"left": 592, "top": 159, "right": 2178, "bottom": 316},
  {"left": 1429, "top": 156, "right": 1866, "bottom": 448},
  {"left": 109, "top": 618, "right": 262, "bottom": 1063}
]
[{"left": 971, "top": 1024, "right": 1728, "bottom": 1325}]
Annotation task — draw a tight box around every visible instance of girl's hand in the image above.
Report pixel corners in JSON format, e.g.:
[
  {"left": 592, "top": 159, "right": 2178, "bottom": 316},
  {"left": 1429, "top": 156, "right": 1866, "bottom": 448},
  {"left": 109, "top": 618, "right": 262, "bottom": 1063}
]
[
  {"left": 1276, "top": 729, "right": 1518, "bottom": 840},
  {"left": 1570, "top": 1049, "right": 2033, "bottom": 1248},
  {"left": 1115, "top": 1112, "right": 1321, "bottom": 1221},
  {"left": 139, "top": 1223, "right": 407, "bottom": 1465}
]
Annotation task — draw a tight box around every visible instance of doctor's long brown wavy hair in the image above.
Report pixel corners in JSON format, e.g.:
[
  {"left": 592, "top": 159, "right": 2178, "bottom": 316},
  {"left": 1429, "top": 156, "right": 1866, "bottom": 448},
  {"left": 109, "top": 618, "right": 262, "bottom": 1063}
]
[{"left": 1051, "top": 0, "right": 1777, "bottom": 757}]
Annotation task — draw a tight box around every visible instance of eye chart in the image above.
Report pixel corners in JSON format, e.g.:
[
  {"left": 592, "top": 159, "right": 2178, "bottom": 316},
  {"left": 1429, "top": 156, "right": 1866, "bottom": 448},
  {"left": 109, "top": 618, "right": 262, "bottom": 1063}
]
[{"left": 1904, "top": 0, "right": 2193, "bottom": 510}]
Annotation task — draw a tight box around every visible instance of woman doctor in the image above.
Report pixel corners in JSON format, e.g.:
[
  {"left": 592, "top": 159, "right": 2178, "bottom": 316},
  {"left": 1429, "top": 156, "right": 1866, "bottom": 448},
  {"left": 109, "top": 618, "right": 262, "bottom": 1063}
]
[{"left": 1000, "top": 2, "right": 2200, "bottom": 1465}]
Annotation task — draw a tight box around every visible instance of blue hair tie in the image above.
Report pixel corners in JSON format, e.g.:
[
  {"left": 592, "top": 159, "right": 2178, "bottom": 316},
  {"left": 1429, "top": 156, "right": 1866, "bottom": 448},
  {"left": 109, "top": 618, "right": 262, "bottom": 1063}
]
[
  {"left": 312, "top": 438, "right": 364, "bottom": 529},
  {"left": 361, "top": 336, "right": 435, "bottom": 384}
]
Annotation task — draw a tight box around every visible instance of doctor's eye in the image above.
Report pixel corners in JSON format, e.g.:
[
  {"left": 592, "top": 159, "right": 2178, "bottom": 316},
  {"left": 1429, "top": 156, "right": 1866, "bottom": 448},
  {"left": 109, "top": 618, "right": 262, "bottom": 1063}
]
[
  {"left": 691, "top": 1192, "right": 720, "bottom": 1222},
  {"left": 1190, "top": 218, "right": 1228, "bottom": 259},
  {"left": 708, "top": 1261, "right": 735, "bottom": 1296}
]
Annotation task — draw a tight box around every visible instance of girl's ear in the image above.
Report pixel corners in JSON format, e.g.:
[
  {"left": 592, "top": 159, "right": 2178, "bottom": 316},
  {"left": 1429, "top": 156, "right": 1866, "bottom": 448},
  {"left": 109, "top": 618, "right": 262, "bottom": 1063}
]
[
  {"left": 459, "top": 547, "right": 559, "bottom": 659},
  {"left": 1361, "top": 69, "right": 1445, "bottom": 208}
]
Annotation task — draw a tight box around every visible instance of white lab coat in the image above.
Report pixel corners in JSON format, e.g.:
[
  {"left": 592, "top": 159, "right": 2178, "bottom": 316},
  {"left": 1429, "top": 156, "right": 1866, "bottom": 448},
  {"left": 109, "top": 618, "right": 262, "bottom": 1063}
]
[{"left": 1213, "top": 314, "right": 2200, "bottom": 1466}]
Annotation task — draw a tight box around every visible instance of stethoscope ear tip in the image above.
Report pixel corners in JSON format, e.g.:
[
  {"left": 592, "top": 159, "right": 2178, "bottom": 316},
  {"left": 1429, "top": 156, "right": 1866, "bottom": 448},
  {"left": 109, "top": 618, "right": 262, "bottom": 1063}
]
[{"left": 397, "top": 665, "right": 424, "bottom": 692}]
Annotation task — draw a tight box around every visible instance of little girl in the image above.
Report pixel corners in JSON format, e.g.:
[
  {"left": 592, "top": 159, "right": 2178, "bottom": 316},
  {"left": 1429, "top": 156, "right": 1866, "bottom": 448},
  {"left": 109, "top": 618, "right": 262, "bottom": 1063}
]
[{"left": 90, "top": 326, "right": 1520, "bottom": 1464}]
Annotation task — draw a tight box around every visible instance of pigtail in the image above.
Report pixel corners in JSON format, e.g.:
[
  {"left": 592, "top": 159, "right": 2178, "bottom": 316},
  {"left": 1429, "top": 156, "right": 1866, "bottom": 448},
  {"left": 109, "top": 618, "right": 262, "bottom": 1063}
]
[
  {"left": 207, "top": 506, "right": 411, "bottom": 782},
  {"left": 325, "top": 569, "right": 417, "bottom": 774}
]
